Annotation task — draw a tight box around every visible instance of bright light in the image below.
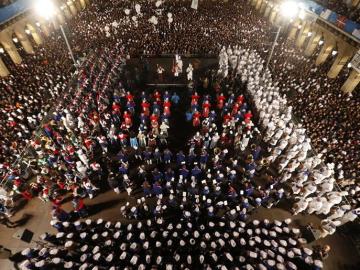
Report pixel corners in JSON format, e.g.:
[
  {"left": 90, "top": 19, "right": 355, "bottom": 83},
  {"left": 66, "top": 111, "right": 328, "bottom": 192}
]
[
  {"left": 0, "top": 48, "right": 4, "bottom": 54},
  {"left": 34, "top": 0, "right": 56, "bottom": 20},
  {"left": 332, "top": 50, "right": 338, "bottom": 56},
  {"left": 280, "top": 1, "right": 299, "bottom": 19},
  {"left": 347, "top": 63, "right": 352, "bottom": 68},
  {"left": 36, "top": 22, "right": 41, "bottom": 27},
  {"left": 297, "top": 24, "right": 302, "bottom": 29},
  {"left": 25, "top": 29, "right": 31, "bottom": 35},
  {"left": 298, "top": 9, "right": 305, "bottom": 19},
  {"left": 318, "top": 40, "right": 324, "bottom": 45},
  {"left": 307, "top": 32, "right": 312, "bottom": 37},
  {"left": 12, "top": 37, "right": 18, "bottom": 43}
]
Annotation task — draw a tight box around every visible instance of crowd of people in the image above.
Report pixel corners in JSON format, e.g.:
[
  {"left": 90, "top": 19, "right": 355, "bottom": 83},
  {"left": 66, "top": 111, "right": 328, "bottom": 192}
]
[
  {"left": 219, "top": 45, "right": 359, "bottom": 237},
  {"left": 0, "top": 0, "right": 359, "bottom": 268},
  {"left": 0, "top": 0, "right": 359, "bottom": 191},
  {"left": 14, "top": 216, "right": 330, "bottom": 270}
]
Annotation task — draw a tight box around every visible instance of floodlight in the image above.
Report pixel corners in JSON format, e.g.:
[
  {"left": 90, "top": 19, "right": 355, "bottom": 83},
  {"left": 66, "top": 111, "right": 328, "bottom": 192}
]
[
  {"left": 34, "top": 0, "right": 56, "bottom": 19},
  {"left": 280, "top": 1, "right": 299, "bottom": 19}
]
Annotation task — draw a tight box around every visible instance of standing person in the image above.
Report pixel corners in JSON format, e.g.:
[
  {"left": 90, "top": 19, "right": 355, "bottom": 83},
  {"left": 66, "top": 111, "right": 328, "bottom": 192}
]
[
  {"left": 176, "top": 55, "right": 183, "bottom": 73},
  {"left": 107, "top": 172, "right": 121, "bottom": 194},
  {"left": 186, "top": 64, "right": 194, "bottom": 81},
  {"left": 72, "top": 196, "right": 88, "bottom": 218},
  {"left": 157, "top": 64, "right": 165, "bottom": 82},
  {"left": 130, "top": 133, "right": 139, "bottom": 149},
  {"left": 171, "top": 92, "right": 180, "bottom": 106}
]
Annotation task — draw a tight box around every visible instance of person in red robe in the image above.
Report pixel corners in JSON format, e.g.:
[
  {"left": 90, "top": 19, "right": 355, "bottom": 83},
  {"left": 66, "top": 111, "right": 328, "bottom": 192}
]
[
  {"left": 202, "top": 100, "right": 211, "bottom": 118},
  {"left": 123, "top": 111, "right": 132, "bottom": 128},
  {"left": 112, "top": 102, "right": 121, "bottom": 114},
  {"left": 163, "top": 98, "right": 171, "bottom": 116},
  {"left": 153, "top": 91, "right": 162, "bottom": 105},
  {"left": 231, "top": 102, "right": 240, "bottom": 116},
  {"left": 237, "top": 95, "right": 244, "bottom": 105},
  {"left": 192, "top": 110, "right": 201, "bottom": 127},
  {"left": 244, "top": 110, "right": 253, "bottom": 121},
  {"left": 223, "top": 113, "right": 233, "bottom": 125},
  {"left": 141, "top": 99, "right": 150, "bottom": 116},
  {"left": 191, "top": 92, "right": 200, "bottom": 103},
  {"left": 126, "top": 91, "right": 134, "bottom": 102},
  {"left": 217, "top": 93, "right": 226, "bottom": 110}
]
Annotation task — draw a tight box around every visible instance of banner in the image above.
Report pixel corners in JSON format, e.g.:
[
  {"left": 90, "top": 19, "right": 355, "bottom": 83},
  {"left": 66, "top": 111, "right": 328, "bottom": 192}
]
[
  {"left": 0, "top": 0, "right": 32, "bottom": 24},
  {"left": 191, "top": 0, "right": 198, "bottom": 10},
  {"left": 350, "top": 50, "right": 360, "bottom": 73},
  {"left": 320, "top": 9, "right": 332, "bottom": 20}
]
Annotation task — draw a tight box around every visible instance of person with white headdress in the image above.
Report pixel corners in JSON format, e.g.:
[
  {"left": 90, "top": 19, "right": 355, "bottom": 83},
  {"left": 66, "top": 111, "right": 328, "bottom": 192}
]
[{"left": 186, "top": 63, "right": 194, "bottom": 81}]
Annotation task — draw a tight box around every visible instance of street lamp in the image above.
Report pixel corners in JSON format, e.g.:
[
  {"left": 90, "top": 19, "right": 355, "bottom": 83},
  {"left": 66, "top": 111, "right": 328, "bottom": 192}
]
[
  {"left": 265, "top": 1, "right": 299, "bottom": 72},
  {"left": 34, "top": 0, "right": 77, "bottom": 67}
]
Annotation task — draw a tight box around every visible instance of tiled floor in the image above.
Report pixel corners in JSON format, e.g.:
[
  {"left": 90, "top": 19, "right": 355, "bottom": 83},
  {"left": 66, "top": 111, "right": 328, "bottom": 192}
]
[{"left": 1, "top": 190, "right": 360, "bottom": 270}]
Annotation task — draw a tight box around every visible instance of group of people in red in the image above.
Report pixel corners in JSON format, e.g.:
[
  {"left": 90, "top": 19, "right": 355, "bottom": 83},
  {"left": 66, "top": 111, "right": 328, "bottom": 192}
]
[{"left": 188, "top": 91, "right": 252, "bottom": 128}]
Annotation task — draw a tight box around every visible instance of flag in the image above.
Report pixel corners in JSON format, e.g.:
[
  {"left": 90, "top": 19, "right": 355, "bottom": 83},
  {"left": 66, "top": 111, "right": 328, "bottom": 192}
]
[
  {"left": 352, "top": 28, "right": 360, "bottom": 39},
  {"left": 336, "top": 15, "right": 347, "bottom": 30},
  {"left": 320, "top": 9, "right": 331, "bottom": 20},
  {"left": 191, "top": 0, "right": 198, "bottom": 10}
]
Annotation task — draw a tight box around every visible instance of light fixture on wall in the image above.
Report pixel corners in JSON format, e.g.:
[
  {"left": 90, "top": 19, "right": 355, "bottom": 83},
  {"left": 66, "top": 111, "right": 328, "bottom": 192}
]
[
  {"left": 347, "top": 62, "right": 352, "bottom": 68},
  {"left": 307, "top": 32, "right": 312, "bottom": 37},
  {"left": 34, "top": 0, "right": 77, "bottom": 67},
  {"left": 25, "top": 29, "right": 31, "bottom": 35},
  {"left": 332, "top": 50, "right": 338, "bottom": 56},
  {"left": 280, "top": 1, "right": 299, "bottom": 19},
  {"left": 318, "top": 40, "right": 324, "bottom": 45},
  {"left": 0, "top": 48, "right": 4, "bottom": 54},
  {"left": 12, "top": 37, "right": 18, "bottom": 43}
]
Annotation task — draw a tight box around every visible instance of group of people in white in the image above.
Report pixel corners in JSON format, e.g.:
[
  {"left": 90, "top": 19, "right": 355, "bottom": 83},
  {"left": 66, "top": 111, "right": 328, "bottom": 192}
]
[{"left": 218, "top": 45, "right": 359, "bottom": 238}]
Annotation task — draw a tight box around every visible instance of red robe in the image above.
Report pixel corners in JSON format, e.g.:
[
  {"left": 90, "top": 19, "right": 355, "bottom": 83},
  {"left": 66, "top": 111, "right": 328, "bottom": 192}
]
[
  {"left": 202, "top": 102, "right": 211, "bottom": 118},
  {"left": 217, "top": 95, "right": 226, "bottom": 109}
]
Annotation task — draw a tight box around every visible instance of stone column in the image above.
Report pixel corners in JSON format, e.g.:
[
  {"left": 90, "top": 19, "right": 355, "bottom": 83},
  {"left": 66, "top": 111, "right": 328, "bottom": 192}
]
[
  {"left": 79, "top": 0, "right": 86, "bottom": 9},
  {"left": 26, "top": 23, "right": 42, "bottom": 45},
  {"left": 0, "top": 34, "right": 22, "bottom": 64},
  {"left": 264, "top": 5, "right": 272, "bottom": 18},
  {"left": 61, "top": 5, "right": 73, "bottom": 19},
  {"left": 269, "top": 8, "right": 278, "bottom": 24},
  {"left": 315, "top": 39, "right": 335, "bottom": 66},
  {"left": 68, "top": 1, "right": 78, "bottom": 16},
  {"left": 255, "top": 0, "right": 263, "bottom": 10},
  {"left": 74, "top": 0, "right": 82, "bottom": 11},
  {"left": 14, "top": 26, "right": 34, "bottom": 54},
  {"left": 352, "top": 0, "right": 360, "bottom": 7},
  {"left": 327, "top": 50, "right": 354, "bottom": 78},
  {"left": 341, "top": 69, "right": 360, "bottom": 93},
  {"left": 0, "top": 57, "right": 9, "bottom": 77},
  {"left": 38, "top": 20, "right": 51, "bottom": 36},
  {"left": 295, "top": 22, "right": 311, "bottom": 48},
  {"left": 288, "top": 19, "right": 302, "bottom": 40},
  {"left": 57, "top": 11, "right": 66, "bottom": 24},
  {"left": 304, "top": 32, "right": 322, "bottom": 56},
  {"left": 260, "top": 0, "right": 267, "bottom": 14}
]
